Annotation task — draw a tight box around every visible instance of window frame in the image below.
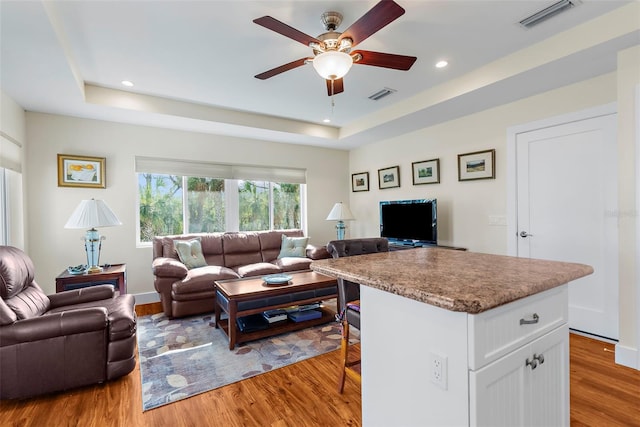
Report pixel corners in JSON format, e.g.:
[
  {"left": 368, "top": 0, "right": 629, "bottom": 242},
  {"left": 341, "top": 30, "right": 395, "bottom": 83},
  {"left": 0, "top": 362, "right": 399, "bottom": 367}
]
[{"left": 136, "top": 173, "right": 306, "bottom": 246}]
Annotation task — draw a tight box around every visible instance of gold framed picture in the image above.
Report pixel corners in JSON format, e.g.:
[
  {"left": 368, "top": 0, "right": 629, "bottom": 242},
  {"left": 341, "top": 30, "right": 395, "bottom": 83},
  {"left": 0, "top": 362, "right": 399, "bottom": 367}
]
[{"left": 57, "top": 154, "right": 106, "bottom": 188}]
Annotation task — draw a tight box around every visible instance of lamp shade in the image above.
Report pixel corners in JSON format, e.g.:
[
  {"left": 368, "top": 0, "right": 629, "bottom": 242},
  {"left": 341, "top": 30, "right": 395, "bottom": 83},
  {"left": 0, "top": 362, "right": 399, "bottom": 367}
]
[
  {"left": 64, "top": 199, "right": 122, "bottom": 229},
  {"left": 326, "top": 202, "right": 355, "bottom": 221},
  {"left": 312, "top": 51, "right": 353, "bottom": 80}
]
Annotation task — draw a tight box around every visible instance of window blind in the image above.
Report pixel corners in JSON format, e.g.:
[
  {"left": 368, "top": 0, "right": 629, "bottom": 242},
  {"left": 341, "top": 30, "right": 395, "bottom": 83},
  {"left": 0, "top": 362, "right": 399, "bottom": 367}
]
[
  {"left": 0, "top": 132, "right": 22, "bottom": 173},
  {"left": 135, "top": 156, "right": 306, "bottom": 184}
]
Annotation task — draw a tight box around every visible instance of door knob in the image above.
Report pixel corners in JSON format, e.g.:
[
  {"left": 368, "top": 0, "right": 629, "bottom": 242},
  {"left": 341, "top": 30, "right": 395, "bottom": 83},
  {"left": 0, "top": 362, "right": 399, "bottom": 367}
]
[{"left": 519, "top": 231, "right": 533, "bottom": 238}]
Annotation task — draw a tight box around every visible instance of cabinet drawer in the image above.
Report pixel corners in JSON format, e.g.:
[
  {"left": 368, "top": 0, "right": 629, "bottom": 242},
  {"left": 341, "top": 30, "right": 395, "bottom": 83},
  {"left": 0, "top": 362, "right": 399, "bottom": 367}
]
[{"left": 468, "top": 285, "right": 567, "bottom": 370}]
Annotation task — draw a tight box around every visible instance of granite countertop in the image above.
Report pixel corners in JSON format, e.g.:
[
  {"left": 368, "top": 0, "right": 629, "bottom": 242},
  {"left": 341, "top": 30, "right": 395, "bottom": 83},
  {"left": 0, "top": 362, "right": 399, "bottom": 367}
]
[{"left": 310, "top": 248, "right": 593, "bottom": 314}]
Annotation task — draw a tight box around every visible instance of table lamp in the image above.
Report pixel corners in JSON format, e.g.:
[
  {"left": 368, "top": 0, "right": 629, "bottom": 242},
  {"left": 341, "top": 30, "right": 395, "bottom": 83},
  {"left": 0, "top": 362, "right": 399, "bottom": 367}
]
[
  {"left": 64, "top": 198, "right": 122, "bottom": 273},
  {"left": 326, "top": 202, "right": 355, "bottom": 240}
]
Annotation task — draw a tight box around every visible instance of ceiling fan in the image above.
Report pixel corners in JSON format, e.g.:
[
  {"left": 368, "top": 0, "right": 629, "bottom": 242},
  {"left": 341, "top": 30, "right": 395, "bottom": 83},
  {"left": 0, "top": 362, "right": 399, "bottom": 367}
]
[{"left": 253, "top": 0, "right": 417, "bottom": 96}]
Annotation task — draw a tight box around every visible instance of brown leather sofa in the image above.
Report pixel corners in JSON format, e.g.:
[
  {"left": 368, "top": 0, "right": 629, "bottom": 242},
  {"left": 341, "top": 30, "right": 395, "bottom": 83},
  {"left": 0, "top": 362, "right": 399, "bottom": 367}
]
[
  {"left": 152, "top": 229, "right": 330, "bottom": 318},
  {"left": 0, "top": 246, "right": 137, "bottom": 399}
]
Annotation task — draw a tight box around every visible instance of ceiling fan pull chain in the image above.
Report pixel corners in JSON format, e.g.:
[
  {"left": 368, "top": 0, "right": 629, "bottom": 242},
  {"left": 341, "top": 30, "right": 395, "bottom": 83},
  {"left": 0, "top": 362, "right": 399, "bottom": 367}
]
[{"left": 331, "top": 80, "right": 336, "bottom": 115}]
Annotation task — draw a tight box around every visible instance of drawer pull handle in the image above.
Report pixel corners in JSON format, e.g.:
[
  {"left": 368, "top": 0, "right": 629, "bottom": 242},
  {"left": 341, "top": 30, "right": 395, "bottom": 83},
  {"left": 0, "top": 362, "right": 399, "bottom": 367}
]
[
  {"left": 534, "top": 353, "right": 544, "bottom": 365},
  {"left": 520, "top": 313, "right": 539, "bottom": 325},
  {"left": 525, "top": 357, "right": 538, "bottom": 370}
]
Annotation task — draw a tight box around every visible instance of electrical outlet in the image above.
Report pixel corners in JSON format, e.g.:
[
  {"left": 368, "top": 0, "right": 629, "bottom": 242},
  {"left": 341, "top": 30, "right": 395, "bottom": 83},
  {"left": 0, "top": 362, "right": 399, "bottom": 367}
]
[{"left": 429, "top": 352, "right": 448, "bottom": 390}]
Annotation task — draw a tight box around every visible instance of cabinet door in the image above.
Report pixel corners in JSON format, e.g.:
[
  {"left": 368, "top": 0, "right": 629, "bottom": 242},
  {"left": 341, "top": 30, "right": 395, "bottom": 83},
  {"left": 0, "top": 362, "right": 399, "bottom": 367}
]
[
  {"left": 526, "top": 325, "right": 569, "bottom": 427},
  {"left": 470, "top": 325, "right": 569, "bottom": 427},
  {"left": 469, "top": 342, "right": 529, "bottom": 426}
]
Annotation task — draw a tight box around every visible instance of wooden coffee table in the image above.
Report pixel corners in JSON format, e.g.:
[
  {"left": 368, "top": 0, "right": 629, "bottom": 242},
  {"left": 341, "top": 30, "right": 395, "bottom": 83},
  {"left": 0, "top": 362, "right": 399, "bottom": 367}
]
[{"left": 214, "top": 270, "right": 337, "bottom": 350}]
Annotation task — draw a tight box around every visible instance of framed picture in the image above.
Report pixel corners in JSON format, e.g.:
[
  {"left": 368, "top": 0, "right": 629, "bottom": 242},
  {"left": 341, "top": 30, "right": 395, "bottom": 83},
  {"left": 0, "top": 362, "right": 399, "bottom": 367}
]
[
  {"left": 57, "top": 154, "right": 106, "bottom": 188},
  {"left": 378, "top": 165, "right": 400, "bottom": 189},
  {"left": 352, "top": 171, "right": 369, "bottom": 192},
  {"left": 458, "top": 149, "right": 495, "bottom": 181},
  {"left": 412, "top": 158, "right": 440, "bottom": 185}
]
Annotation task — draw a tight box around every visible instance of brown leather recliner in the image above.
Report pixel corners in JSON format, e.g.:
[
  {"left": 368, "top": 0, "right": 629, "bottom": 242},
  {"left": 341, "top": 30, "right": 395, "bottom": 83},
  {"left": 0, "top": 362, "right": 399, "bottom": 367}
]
[{"left": 0, "top": 246, "right": 137, "bottom": 399}]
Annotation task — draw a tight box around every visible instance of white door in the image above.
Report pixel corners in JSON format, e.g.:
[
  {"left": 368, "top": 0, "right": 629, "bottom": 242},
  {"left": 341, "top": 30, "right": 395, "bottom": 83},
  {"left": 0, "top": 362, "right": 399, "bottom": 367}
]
[{"left": 515, "top": 113, "right": 618, "bottom": 339}]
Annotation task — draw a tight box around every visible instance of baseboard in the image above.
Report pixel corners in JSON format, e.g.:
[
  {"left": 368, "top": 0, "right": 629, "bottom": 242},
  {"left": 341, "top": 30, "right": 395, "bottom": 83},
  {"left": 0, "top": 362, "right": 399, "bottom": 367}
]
[
  {"left": 133, "top": 291, "right": 160, "bottom": 305},
  {"left": 615, "top": 343, "right": 639, "bottom": 370}
]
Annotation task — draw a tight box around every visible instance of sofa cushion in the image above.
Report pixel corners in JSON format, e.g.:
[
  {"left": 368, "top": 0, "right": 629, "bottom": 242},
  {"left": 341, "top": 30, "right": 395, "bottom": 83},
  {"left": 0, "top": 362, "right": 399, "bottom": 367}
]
[
  {"left": 277, "top": 234, "right": 309, "bottom": 259},
  {"left": 275, "top": 257, "right": 312, "bottom": 272},
  {"left": 174, "top": 238, "right": 207, "bottom": 269},
  {"left": 236, "top": 262, "right": 282, "bottom": 278},
  {"left": 159, "top": 233, "right": 225, "bottom": 266},
  {"left": 172, "top": 266, "right": 239, "bottom": 297},
  {"left": 223, "top": 232, "right": 263, "bottom": 268},
  {"left": 258, "top": 229, "right": 304, "bottom": 262}
]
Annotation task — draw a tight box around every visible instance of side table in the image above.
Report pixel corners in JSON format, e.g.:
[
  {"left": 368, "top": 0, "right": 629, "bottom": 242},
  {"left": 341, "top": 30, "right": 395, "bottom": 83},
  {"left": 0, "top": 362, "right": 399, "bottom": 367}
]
[{"left": 55, "top": 264, "right": 127, "bottom": 294}]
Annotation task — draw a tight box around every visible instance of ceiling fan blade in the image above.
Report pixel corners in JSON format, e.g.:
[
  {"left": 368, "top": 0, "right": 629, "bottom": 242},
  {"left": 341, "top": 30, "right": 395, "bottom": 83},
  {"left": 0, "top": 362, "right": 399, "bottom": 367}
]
[
  {"left": 339, "top": 0, "right": 406, "bottom": 47},
  {"left": 352, "top": 50, "right": 417, "bottom": 70},
  {"left": 326, "top": 78, "right": 344, "bottom": 96},
  {"left": 255, "top": 58, "right": 310, "bottom": 80},
  {"left": 253, "top": 16, "right": 322, "bottom": 47}
]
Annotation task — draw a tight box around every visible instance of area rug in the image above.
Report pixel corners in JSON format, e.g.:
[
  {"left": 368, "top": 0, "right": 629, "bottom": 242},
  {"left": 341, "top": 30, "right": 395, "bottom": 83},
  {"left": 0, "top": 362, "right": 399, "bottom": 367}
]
[{"left": 137, "top": 311, "right": 358, "bottom": 411}]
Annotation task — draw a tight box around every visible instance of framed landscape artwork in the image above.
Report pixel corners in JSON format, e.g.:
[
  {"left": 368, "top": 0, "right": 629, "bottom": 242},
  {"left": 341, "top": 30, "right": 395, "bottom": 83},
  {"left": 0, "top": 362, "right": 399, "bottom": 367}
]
[
  {"left": 352, "top": 171, "right": 369, "bottom": 192},
  {"left": 458, "top": 149, "right": 495, "bottom": 181},
  {"left": 412, "top": 158, "right": 440, "bottom": 185},
  {"left": 378, "top": 165, "right": 400, "bottom": 189},
  {"left": 57, "top": 154, "right": 106, "bottom": 188}
]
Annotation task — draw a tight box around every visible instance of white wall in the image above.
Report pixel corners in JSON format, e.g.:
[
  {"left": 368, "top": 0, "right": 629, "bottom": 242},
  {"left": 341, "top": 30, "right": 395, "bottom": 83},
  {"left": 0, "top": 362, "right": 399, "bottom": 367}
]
[
  {"left": 24, "top": 113, "right": 349, "bottom": 297},
  {"left": 348, "top": 73, "right": 617, "bottom": 254}
]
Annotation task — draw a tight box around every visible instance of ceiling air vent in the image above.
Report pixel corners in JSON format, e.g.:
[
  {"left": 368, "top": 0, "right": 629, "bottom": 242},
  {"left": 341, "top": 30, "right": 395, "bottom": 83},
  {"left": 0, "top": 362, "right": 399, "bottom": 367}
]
[
  {"left": 368, "top": 87, "right": 397, "bottom": 101},
  {"left": 519, "top": 0, "right": 579, "bottom": 29}
]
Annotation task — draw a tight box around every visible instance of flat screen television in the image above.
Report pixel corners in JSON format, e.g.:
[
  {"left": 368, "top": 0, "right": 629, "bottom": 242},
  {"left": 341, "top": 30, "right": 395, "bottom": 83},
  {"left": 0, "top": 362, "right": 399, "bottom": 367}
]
[{"left": 380, "top": 199, "right": 437, "bottom": 246}]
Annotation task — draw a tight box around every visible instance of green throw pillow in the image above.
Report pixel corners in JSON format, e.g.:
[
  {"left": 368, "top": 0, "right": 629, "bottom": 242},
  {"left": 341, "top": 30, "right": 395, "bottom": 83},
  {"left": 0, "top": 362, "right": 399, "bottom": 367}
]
[
  {"left": 174, "top": 238, "right": 207, "bottom": 269},
  {"left": 277, "top": 235, "right": 309, "bottom": 259}
]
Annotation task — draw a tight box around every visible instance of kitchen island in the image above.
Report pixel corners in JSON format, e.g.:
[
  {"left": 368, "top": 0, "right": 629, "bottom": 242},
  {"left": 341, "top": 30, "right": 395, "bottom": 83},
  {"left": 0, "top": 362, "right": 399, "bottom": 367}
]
[{"left": 311, "top": 247, "right": 593, "bottom": 427}]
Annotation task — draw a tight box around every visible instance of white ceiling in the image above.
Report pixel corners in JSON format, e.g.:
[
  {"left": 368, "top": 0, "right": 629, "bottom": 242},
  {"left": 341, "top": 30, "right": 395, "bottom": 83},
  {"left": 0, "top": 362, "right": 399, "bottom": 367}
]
[{"left": 1, "top": 0, "right": 637, "bottom": 150}]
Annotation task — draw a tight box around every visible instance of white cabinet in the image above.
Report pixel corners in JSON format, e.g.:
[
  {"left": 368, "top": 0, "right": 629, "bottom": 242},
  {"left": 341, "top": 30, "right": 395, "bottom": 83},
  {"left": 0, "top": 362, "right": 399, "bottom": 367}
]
[
  {"left": 470, "top": 325, "right": 569, "bottom": 427},
  {"left": 360, "top": 284, "right": 570, "bottom": 427}
]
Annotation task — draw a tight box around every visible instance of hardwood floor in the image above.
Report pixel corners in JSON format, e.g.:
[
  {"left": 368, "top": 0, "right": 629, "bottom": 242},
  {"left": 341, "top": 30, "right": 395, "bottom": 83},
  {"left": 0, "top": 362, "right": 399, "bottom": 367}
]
[
  {"left": 1, "top": 313, "right": 638, "bottom": 426},
  {"left": 569, "top": 333, "right": 640, "bottom": 427}
]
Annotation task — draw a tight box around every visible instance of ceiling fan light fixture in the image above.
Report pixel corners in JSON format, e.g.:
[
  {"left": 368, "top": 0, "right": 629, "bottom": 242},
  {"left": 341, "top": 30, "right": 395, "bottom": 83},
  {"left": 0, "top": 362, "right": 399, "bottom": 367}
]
[{"left": 312, "top": 51, "right": 353, "bottom": 80}]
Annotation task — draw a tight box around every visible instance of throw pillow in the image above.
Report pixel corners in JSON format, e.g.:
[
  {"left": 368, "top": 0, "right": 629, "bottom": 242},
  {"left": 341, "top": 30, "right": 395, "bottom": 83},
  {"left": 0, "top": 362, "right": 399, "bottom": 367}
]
[
  {"left": 174, "top": 238, "right": 207, "bottom": 269},
  {"left": 277, "top": 234, "right": 309, "bottom": 259}
]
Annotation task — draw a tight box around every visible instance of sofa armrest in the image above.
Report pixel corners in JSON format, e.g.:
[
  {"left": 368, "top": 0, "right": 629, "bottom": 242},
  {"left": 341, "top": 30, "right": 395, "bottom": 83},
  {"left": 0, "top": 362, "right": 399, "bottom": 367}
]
[
  {"left": 152, "top": 257, "right": 188, "bottom": 278},
  {"left": 48, "top": 285, "right": 115, "bottom": 309},
  {"left": 306, "top": 244, "right": 330, "bottom": 260},
  {"left": 0, "top": 308, "right": 108, "bottom": 347}
]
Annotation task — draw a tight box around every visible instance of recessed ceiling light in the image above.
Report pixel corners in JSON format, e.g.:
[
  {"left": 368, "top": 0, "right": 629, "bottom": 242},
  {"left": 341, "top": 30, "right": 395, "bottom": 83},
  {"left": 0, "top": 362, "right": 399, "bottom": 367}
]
[
  {"left": 323, "top": 118, "right": 331, "bottom": 123},
  {"left": 435, "top": 60, "right": 448, "bottom": 69},
  {"left": 121, "top": 80, "right": 134, "bottom": 87}
]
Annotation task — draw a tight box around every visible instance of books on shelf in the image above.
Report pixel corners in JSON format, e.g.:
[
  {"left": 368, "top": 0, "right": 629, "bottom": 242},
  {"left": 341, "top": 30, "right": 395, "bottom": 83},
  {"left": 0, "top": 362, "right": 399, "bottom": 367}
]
[
  {"left": 283, "top": 303, "right": 321, "bottom": 313},
  {"left": 288, "top": 309, "right": 322, "bottom": 323},
  {"left": 261, "top": 303, "right": 324, "bottom": 324},
  {"left": 262, "top": 309, "right": 287, "bottom": 323}
]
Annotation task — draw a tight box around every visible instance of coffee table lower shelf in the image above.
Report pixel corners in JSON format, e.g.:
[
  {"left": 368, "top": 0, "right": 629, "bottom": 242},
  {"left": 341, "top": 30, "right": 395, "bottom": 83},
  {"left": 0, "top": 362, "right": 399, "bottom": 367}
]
[{"left": 216, "top": 307, "right": 335, "bottom": 350}]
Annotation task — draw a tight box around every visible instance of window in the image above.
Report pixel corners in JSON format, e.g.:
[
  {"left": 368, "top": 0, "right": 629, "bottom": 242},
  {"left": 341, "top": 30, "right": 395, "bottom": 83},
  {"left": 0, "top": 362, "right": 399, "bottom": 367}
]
[{"left": 137, "top": 172, "right": 304, "bottom": 243}]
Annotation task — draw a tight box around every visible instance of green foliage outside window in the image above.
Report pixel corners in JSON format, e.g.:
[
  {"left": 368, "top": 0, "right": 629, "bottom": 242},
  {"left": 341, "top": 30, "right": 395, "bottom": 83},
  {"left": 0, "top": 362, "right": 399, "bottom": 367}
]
[
  {"left": 139, "top": 174, "right": 183, "bottom": 242},
  {"left": 187, "top": 177, "right": 225, "bottom": 233},
  {"left": 138, "top": 173, "right": 301, "bottom": 242}
]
